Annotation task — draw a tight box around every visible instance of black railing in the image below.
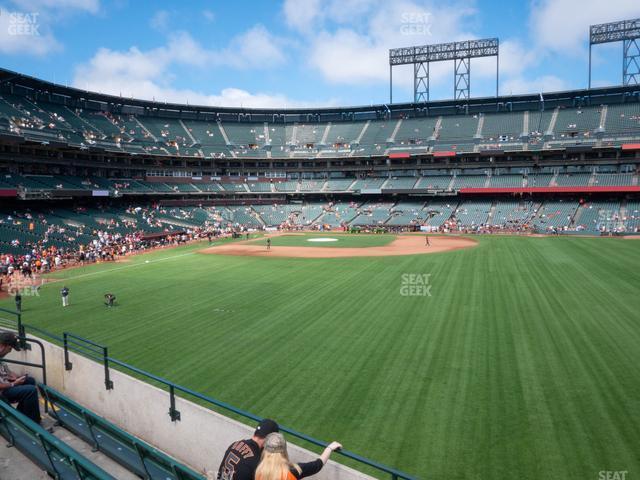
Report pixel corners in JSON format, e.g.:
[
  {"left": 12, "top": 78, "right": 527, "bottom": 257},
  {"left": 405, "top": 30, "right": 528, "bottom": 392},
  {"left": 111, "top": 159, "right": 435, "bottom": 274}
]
[
  {"left": 2, "top": 319, "right": 418, "bottom": 480},
  {"left": 63, "top": 333, "right": 113, "bottom": 390},
  {"left": 61, "top": 334, "right": 418, "bottom": 480},
  {"left": 0, "top": 306, "right": 24, "bottom": 342}
]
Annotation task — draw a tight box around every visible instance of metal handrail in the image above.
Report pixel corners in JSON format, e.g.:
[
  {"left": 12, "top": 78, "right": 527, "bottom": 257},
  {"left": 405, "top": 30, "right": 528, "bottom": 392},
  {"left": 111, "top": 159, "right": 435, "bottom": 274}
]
[
  {"left": 5, "top": 320, "right": 418, "bottom": 479},
  {"left": 67, "top": 337, "right": 418, "bottom": 480},
  {"left": 0, "top": 306, "right": 23, "bottom": 341},
  {"left": 40, "top": 383, "right": 205, "bottom": 480}
]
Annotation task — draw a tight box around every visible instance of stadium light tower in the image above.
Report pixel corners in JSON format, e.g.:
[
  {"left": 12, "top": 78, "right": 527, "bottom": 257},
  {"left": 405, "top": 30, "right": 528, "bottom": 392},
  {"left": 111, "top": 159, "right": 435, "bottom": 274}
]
[
  {"left": 589, "top": 18, "right": 640, "bottom": 88},
  {"left": 388, "top": 38, "right": 499, "bottom": 103}
]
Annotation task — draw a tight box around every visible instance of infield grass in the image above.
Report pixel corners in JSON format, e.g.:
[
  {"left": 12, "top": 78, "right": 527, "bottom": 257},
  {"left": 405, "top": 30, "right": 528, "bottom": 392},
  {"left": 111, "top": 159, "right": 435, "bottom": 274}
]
[
  {"left": 2, "top": 235, "right": 639, "bottom": 479},
  {"left": 247, "top": 232, "right": 396, "bottom": 248}
]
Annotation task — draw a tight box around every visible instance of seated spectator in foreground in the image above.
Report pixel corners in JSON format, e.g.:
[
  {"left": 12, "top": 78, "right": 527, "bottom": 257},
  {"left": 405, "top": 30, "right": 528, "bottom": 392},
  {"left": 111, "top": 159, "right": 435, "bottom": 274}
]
[
  {"left": 255, "top": 433, "right": 342, "bottom": 480},
  {"left": 0, "top": 332, "right": 41, "bottom": 425},
  {"left": 218, "top": 418, "right": 280, "bottom": 480}
]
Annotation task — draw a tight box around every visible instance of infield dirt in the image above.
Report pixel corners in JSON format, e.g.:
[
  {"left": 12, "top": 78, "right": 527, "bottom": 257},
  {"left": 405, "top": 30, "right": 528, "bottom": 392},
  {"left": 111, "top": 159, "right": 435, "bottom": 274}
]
[{"left": 200, "top": 233, "right": 477, "bottom": 258}]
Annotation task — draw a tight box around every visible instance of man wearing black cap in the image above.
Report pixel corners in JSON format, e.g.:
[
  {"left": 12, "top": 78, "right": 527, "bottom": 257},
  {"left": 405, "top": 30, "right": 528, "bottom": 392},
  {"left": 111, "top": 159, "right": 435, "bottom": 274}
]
[
  {"left": 0, "top": 332, "right": 41, "bottom": 425},
  {"left": 217, "top": 418, "right": 279, "bottom": 480}
]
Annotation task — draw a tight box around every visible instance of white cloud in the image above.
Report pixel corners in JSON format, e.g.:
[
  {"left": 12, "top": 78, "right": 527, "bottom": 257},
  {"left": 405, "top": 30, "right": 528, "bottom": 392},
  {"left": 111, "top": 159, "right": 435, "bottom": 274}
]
[
  {"left": 74, "top": 74, "right": 333, "bottom": 109},
  {"left": 161, "top": 27, "right": 287, "bottom": 70},
  {"left": 162, "top": 32, "right": 212, "bottom": 68},
  {"left": 202, "top": 9, "right": 215, "bottom": 23},
  {"left": 150, "top": 10, "right": 170, "bottom": 31},
  {"left": 0, "top": 0, "right": 100, "bottom": 56},
  {"left": 0, "top": 9, "right": 62, "bottom": 56},
  {"left": 283, "top": 0, "right": 322, "bottom": 32},
  {"left": 72, "top": 30, "right": 330, "bottom": 108},
  {"left": 304, "top": 0, "right": 477, "bottom": 87},
  {"left": 501, "top": 75, "right": 569, "bottom": 95},
  {"left": 75, "top": 46, "right": 166, "bottom": 87},
  {"left": 309, "top": 29, "right": 386, "bottom": 84},
  {"left": 9, "top": 0, "right": 100, "bottom": 14},
  {"left": 283, "top": 0, "right": 380, "bottom": 33},
  {"left": 216, "top": 25, "right": 287, "bottom": 69},
  {"left": 293, "top": 0, "right": 611, "bottom": 99},
  {"left": 206, "top": 88, "right": 335, "bottom": 109},
  {"left": 530, "top": 0, "right": 640, "bottom": 55}
]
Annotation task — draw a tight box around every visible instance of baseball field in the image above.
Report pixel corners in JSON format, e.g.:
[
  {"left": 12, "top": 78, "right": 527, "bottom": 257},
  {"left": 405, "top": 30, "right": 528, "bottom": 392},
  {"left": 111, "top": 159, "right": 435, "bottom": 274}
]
[{"left": 1, "top": 234, "right": 639, "bottom": 479}]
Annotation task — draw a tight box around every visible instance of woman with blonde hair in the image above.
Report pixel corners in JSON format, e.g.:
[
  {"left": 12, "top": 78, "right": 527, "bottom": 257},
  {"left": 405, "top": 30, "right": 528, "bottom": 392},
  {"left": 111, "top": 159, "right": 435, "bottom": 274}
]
[{"left": 256, "top": 432, "right": 342, "bottom": 480}]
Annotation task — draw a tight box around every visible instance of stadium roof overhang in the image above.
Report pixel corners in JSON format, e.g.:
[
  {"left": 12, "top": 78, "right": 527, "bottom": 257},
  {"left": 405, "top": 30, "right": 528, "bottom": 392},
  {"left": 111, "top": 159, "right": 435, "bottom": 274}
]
[{"left": 1, "top": 67, "right": 640, "bottom": 121}]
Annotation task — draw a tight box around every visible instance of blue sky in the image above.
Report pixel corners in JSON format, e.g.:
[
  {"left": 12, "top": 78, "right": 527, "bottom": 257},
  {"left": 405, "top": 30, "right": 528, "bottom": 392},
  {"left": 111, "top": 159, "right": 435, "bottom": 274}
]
[{"left": 0, "top": 0, "right": 639, "bottom": 108}]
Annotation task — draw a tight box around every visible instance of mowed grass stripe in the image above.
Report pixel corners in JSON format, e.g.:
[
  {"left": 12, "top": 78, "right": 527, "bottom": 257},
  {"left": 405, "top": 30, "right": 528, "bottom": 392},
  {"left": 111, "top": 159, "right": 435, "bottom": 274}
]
[{"left": 2, "top": 236, "right": 639, "bottom": 479}]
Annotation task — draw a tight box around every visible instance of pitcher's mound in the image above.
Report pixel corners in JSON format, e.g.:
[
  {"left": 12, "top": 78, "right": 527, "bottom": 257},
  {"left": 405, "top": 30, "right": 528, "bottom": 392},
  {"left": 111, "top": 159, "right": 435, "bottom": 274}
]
[{"left": 200, "top": 235, "right": 477, "bottom": 258}]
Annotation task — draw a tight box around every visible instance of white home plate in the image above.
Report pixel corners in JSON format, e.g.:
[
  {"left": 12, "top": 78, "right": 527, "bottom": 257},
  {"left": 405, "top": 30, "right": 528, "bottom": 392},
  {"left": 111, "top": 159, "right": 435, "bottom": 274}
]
[{"left": 307, "top": 237, "right": 338, "bottom": 242}]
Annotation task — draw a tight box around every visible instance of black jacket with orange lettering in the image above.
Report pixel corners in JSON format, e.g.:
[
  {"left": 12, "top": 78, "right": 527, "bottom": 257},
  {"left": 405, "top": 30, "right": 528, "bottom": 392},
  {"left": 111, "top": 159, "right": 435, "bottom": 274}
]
[{"left": 218, "top": 439, "right": 261, "bottom": 480}]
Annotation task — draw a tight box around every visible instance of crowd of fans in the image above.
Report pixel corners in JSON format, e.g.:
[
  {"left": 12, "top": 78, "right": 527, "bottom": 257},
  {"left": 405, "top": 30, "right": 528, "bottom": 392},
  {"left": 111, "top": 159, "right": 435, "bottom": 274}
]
[
  {"left": 1, "top": 232, "right": 272, "bottom": 301},
  {"left": 1, "top": 199, "right": 638, "bottom": 280},
  {"left": 0, "top": 205, "right": 260, "bottom": 296}
]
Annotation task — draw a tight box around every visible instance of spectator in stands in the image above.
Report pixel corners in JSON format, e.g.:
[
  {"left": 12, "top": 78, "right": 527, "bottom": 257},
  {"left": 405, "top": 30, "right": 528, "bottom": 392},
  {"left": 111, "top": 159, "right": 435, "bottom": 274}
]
[
  {"left": 0, "top": 332, "right": 41, "bottom": 425},
  {"left": 255, "top": 433, "right": 342, "bottom": 480},
  {"left": 217, "top": 418, "right": 280, "bottom": 480}
]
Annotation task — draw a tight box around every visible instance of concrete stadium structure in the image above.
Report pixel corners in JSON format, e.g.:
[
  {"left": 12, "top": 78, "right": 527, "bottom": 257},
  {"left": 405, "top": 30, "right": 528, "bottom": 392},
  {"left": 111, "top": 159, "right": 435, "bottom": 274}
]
[{"left": 1, "top": 66, "right": 640, "bottom": 479}]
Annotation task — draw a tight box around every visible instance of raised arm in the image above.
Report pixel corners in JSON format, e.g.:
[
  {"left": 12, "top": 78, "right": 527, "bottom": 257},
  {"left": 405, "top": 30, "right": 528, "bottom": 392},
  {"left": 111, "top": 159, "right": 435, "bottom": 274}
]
[{"left": 319, "top": 441, "right": 342, "bottom": 464}]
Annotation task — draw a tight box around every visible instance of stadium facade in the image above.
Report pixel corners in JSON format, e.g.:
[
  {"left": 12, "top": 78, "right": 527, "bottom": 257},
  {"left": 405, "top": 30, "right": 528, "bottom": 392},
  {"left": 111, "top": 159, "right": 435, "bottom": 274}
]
[
  {"left": 0, "top": 67, "right": 639, "bottom": 247},
  {"left": 1, "top": 63, "right": 640, "bottom": 480}
]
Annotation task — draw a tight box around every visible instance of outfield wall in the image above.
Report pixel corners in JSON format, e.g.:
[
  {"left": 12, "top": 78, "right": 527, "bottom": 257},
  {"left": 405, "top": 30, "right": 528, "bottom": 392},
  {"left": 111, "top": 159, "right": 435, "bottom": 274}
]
[{"left": 11, "top": 336, "right": 373, "bottom": 480}]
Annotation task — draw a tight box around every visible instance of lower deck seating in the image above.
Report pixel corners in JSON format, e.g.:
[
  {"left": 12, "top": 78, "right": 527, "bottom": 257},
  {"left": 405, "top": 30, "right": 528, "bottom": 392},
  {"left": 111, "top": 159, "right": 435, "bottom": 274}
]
[
  {"left": 423, "top": 200, "right": 458, "bottom": 227},
  {"left": 252, "top": 204, "right": 298, "bottom": 226},
  {"left": 489, "top": 201, "right": 537, "bottom": 226},
  {"left": 350, "top": 202, "right": 394, "bottom": 226},
  {"left": 531, "top": 201, "right": 579, "bottom": 232},
  {"left": 318, "top": 202, "right": 360, "bottom": 227},
  {"left": 0, "top": 396, "right": 115, "bottom": 480},
  {"left": 40, "top": 384, "right": 203, "bottom": 480},
  {"left": 624, "top": 201, "right": 640, "bottom": 233},
  {"left": 387, "top": 202, "right": 426, "bottom": 225},
  {"left": 573, "top": 201, "right": 622, "bottom": 234},
  {"left": 0, "top": 195, "right": 637, "bottom": 259},
  {"left": 454, "top": 201, "right": 492, "bottom": 226}
]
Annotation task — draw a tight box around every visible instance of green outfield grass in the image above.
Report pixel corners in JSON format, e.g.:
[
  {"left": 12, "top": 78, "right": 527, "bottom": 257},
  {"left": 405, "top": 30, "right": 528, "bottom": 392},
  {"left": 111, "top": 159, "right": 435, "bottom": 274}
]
[
  {"left": 2, "top": 236, "right": 640, "bottom": 479},
  {"left": 248, "top": 232, "right": 396, "bottom": 248}
]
